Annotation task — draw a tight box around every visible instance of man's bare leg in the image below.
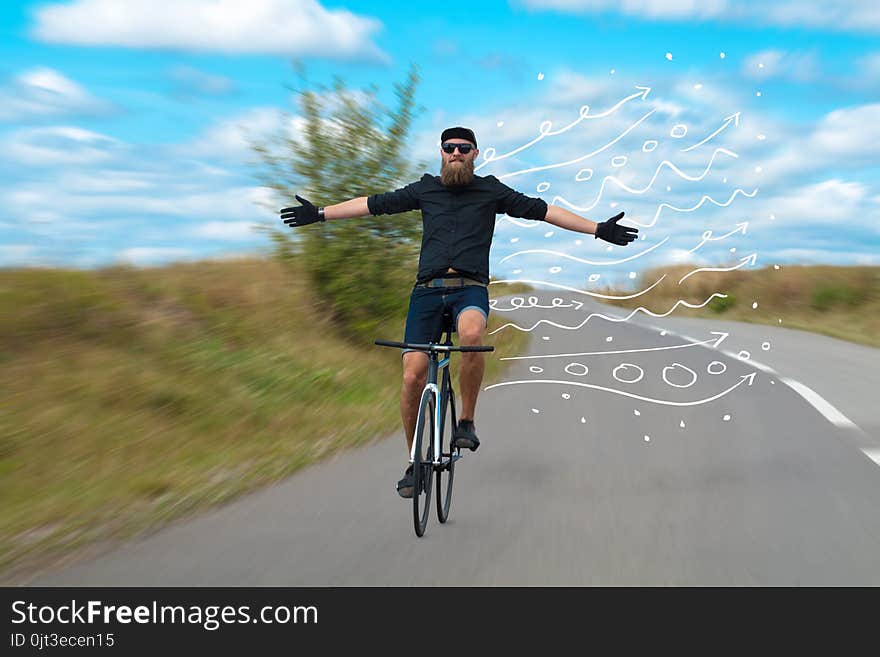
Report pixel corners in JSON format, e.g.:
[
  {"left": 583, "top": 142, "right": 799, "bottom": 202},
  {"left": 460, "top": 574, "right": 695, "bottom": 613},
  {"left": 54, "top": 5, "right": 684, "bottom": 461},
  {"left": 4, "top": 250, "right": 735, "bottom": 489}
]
[
  {"left": 401, "top": 352, "right": 428, "bottom": 453},
  {"left": 456, "top": 309, "right": 487, "bottom": 421}
]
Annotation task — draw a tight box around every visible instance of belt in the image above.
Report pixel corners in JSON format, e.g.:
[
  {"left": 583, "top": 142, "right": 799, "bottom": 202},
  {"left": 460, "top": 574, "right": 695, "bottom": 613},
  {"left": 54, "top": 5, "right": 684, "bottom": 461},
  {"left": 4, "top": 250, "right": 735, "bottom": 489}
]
[{"left": 417, "top": 277, "right": 487, "bottom": 288}]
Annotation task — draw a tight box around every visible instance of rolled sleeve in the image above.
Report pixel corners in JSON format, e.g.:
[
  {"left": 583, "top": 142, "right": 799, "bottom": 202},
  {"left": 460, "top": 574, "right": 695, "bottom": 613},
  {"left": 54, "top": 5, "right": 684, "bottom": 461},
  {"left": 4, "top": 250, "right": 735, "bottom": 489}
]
[
  {"left": 367, "top": 181, "right": 421, "bottom": 215},
  {"left": 492, "top": 177, "right": 548, "bottom": 221}
]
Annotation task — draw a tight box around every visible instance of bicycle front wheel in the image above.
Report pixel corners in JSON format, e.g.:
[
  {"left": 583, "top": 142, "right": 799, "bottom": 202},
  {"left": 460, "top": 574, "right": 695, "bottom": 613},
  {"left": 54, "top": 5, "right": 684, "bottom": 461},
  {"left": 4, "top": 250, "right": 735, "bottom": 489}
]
[
  {"left": 412, "top": 390, "right": 435, "bottom": 537},
  {"left": 436, "top": 386, "right": 456, "bottom": 523}
]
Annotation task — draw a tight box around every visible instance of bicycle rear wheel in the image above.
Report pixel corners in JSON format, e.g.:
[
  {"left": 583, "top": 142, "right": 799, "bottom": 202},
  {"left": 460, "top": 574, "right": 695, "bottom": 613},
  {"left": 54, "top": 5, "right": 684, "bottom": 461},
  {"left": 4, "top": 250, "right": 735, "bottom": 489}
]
[
  {"left": 412, "top": 390, "right": 435, "bottom": 537},
  {"left": 436, "top": 385, "right": 457, "bottom": 523}
]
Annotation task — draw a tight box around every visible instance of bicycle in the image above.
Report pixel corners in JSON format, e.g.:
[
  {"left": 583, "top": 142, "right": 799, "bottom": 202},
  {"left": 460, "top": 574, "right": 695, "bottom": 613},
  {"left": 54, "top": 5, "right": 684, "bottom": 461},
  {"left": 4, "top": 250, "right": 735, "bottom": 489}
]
[{"left": 376, "top": 309, "right": 494, "bottom": 537}]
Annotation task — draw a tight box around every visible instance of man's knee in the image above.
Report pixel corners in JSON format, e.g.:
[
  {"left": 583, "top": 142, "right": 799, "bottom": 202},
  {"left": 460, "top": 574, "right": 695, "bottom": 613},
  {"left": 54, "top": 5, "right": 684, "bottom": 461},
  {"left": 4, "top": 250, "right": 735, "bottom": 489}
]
[
  {"left": 401, "top": 353, "right": 428, "bottom": 389},
  {"left": 457, "top": 310, "right": 486, "bottom": 345}
]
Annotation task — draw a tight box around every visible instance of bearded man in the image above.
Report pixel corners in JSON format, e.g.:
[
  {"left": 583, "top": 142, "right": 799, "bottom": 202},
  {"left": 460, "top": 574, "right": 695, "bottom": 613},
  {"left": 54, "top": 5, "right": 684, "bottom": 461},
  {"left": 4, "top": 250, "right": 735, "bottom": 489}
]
[{"left": 280, "top": 126, "right": 638, "bottom": 497}]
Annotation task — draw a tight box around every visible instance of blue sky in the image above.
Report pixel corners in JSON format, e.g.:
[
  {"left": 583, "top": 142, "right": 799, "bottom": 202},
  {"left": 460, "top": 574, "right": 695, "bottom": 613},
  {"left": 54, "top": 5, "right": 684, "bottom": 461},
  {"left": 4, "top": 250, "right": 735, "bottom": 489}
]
[{"left": 1, "top": 0, "right": 878, "bottom": 288}]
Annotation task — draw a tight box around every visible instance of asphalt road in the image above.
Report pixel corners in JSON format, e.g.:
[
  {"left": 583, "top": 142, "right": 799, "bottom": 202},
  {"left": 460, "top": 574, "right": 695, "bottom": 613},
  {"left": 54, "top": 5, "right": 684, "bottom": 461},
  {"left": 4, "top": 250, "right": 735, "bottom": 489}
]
[{"left": 35, "top": 294, "right": 880, "bottom": 585}]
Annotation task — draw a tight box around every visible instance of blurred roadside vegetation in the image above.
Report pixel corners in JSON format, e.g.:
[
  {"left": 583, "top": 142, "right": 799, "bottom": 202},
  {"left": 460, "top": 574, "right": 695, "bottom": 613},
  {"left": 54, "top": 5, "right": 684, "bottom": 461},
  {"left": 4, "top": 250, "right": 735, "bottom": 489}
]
[
  {"left": 0, "top": 258, "right": 531, "bottom": 583},
  {"left": 0, "top": 65, "right": 537, "bottom": 583},
  {"left": 251, "top": 63, "right": 427, "bottom": 344},
  {"left": 599, "top": 264, "right": 880, "bottom": 348}
]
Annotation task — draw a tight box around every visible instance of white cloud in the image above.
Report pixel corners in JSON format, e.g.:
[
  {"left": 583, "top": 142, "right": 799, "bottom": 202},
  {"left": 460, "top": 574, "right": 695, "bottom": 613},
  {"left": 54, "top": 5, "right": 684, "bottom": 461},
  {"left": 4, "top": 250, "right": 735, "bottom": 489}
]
[
  {"left": 0, "top": 245, "right": 38, "bottom": 266},
  {"left": 177, "top": 107, "right": 287, "bottom": 163},
  {"left": 752, "top": 179, "right": 872, "bottom": 226},
  {"left": 856, "top": 52, "right": 880, "bottom": 83},
  {"left": 2, "top": 126, "right": 124, "bottom": 165},
  {"left": 116, "top": 247, "right": 195, "bottom": 266},
  {"left": 518, "top": 0, "right": 727, "bottom": 20},
  {"left": 191, "top": 221, "right": 259, "bottom": 240},
  {"left": 759, "top": 103, "right": 880, "bottom": 182},
  {"left": 31, "top": 0, "right": 389, "bottom": 61},
  {"left": 742, "top": 50, "right": 819, "bottom": 82},
  {"left": 168, "top": 66, "right": 235, "bottom": 96},
  {"left": 0, "top": 67, "right": 115, "bottom": 121},
  {"left": 517, "top": 0, "right": 880, "bottom": 32}
]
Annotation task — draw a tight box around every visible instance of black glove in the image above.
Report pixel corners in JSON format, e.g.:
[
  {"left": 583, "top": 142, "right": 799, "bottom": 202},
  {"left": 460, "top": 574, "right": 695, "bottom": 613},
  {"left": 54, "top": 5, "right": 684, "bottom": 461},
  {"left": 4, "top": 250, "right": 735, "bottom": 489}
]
[
  {"left": 595, "top": 212, "right": 638, "bottom": 246},
  {"left": 280, "top": 195, "right": 324, "bottom": 228}
]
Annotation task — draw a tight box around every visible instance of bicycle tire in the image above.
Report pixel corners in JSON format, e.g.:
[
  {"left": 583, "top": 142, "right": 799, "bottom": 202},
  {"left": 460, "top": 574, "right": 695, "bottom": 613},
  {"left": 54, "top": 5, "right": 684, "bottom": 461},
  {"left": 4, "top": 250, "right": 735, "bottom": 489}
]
[
  {"left": 436, "top": 384, "right": 456, "bottom": 523},
  {"left": 412, "top": 390, "right": 435, "bottom": 537}
]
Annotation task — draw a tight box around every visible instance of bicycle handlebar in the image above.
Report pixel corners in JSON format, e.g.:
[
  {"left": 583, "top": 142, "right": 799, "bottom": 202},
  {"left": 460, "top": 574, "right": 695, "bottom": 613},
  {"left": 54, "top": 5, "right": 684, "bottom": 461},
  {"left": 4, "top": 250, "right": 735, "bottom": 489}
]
[{"left": 375, "top": 339, "right": 495, "bottom": 353}]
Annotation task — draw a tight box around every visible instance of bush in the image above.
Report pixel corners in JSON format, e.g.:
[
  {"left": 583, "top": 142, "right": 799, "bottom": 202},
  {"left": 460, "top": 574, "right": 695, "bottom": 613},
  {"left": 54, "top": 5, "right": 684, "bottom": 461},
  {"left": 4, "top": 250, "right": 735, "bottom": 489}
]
[
  {"left": 709, "top": 294, "right": 736, "bottom": 313},
  {"left": 810, "top": 283, "right": 863, "bottom": 311},
  {"left": 253, "top": 65, "right": 426, "bottom": 344}
]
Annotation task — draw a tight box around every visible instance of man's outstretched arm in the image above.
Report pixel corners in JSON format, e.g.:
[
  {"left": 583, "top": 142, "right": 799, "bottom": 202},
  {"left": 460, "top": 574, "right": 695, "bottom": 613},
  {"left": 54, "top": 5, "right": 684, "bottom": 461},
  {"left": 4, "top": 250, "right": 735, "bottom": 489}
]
[
  {"left": 323, "top": 197, "right": 370, "bottom": 220},
  {"left": 544, "top": 205, "right": 638, "bottom": 246},
  {"left": 279, "top": 195, "right": 370, "bottom": 227}
]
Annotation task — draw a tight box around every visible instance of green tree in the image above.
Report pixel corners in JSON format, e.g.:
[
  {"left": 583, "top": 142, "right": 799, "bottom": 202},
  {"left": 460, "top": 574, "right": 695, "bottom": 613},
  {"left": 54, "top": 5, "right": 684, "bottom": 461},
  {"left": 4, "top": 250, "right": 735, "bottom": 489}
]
[{"left": 253, "top": 64, "right": 427, "bottom": 343}]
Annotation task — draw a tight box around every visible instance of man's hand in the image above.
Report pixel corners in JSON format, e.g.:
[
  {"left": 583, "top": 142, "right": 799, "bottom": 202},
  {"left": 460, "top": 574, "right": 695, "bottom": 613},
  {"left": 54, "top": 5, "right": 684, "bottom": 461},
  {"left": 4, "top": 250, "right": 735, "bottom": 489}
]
[
  {"left": 280, "top": 195, "right": 324, "bottom": 228},
  {"left": 595, "top": 212, "right": 638, "bottom": 246}
]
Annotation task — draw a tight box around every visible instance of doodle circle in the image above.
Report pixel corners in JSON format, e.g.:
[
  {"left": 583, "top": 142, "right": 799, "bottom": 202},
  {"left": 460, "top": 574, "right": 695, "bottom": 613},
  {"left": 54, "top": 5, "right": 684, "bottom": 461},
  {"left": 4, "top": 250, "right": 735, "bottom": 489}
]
[
  {"left": 670, "top": 124, "right": 688, "bottom": 138},
  {"left": 529, "top": 366, "right": 544, "bottom": 374},
  {"left": 613, "top": 363, "right": 644, "bottom": 384},
  {"left": 579, "top": 105, "right": 591, "bottom": 118},
  {"left": 482, "top": 147, "right": 496, "bottom": 162},
  {"left": 564, "top": 363, "right": 589, "bottom": 377},
  {"left": 549, "top": 266, "right": 562, "bottom": 274},
  {"left": 662, "top": 363, "right": 698, "bottom": 388},
  {"left": 551, "top": 298, "right": 564, "bottom": 307},
  {"left": 611, "top": 155, "right": 628, "bottom": 168},
  {"left": 575, "top": 168, "right": 593, "bottom": 182},
  {"left": 762, "top": 342, "right": 770, "bottom": 351},
  {"left": 561, "top": 393, "right": 571, "bottom": 399},
  {"left": 642, "top": 140, "right": 658, "bottom": 153},
  {"left": 588, "top": 273, "right": 600, "bottom": 282},
  {"left": 539, "top": 120, "right": 553, "bottom": 135},
  {"left": 737, "top": 350, "right": 751, "bottom": 360},
  {"left": 707, "top": 361, "right": 727, "bottom": 375},
  {"left": 537, "top": 182, "right": 550, "bottom": 193}
]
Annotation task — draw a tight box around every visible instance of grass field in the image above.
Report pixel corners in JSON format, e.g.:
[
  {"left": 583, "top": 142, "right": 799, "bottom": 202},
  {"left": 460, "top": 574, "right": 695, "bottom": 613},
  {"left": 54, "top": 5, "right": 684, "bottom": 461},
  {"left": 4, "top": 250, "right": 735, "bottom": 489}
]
[
  {"left": 599, "top": 264, "right": 880, "bottom": 348},
  {"left": 0, "top": 257, "right": 531, "bottom": 583}
]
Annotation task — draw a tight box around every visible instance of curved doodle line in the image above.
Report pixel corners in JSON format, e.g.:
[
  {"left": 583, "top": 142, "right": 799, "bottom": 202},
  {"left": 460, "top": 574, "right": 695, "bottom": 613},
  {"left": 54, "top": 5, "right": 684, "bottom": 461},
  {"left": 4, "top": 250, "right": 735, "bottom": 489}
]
[
  {"left": 613, "top": 363, "right": 645, "bottom": 384},
  {"left": 496, "top": 109, "right": 657, "bottom": 181},
  {"left": 488, "top": 293, "right": 727, "bottom": 334},
  {"left": 552, "top": 148, "right": 738, "bottom": 214},
  {"left": 686, "top": 222, "right": 748, "bottom": 254},
  {"left": 499, "top": 332, "right": 728, "bottom": 360},
  {"left": 475, "top": 86, "right": 651, "bottom": 171},
  {"left": 490, "top": 297, "right": 584, "bottom": 311},
  {"left": 681, "top": 112, "right": 740, "bottom": 153},
  {"left": 662, "top": 363, "right": 698, "bottom": 388},
  {"left": 678, "top": 253, "right": 757, "bottom": 285},
  {"left": 490, "top": 275, "right": 666, "bottom": 300},
  {"left": 484, "top": 373, "right": 757, "bottom": 407},
  {"left": 627, "top": 187, "right": 759, "bottom": 229},
  {"left": 498, "top": 237, "right": 669, "bottom": 266}
]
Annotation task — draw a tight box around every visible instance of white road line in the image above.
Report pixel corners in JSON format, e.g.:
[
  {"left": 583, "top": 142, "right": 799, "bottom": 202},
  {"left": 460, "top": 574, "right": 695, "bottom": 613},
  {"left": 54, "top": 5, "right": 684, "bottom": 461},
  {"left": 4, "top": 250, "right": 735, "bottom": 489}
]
[
  {"left": 645, "top": 323, "right": 868, "bottom": 438},
  {"left": 861, "top": 449, "right": 880, "bottom": 467},
  {"left": 780, "top": 377, "right": 859, "bottom": 430},
  {"left": 721, "top": 349, "right": 777, "bottom": 374}
]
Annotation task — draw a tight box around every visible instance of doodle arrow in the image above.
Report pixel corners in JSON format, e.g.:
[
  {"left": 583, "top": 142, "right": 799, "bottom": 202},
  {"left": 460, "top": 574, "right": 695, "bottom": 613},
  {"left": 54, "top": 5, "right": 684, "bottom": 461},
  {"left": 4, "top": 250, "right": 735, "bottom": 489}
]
[
  {"left": 484, "top": 372, "right": 757, "bottom": 407},
  {"left": 678, "top": 253, "right": 757, "bottom": 285},
  {"left": 499, "top": 332, "right": 729, "bottom": 360}
]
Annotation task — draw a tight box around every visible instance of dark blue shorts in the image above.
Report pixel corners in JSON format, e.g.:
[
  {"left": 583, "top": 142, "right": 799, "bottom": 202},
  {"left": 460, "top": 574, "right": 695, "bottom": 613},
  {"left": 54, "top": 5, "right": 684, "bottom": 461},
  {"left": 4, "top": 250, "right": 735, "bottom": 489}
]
[{"left": 403, "top": 285, "right": 490, "bottom": 355}]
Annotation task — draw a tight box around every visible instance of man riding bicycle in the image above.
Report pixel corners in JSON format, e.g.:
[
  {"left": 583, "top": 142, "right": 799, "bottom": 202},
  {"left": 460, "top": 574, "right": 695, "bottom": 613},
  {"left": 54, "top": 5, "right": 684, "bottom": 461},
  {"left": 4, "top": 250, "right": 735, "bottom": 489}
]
[{"left": 280, "top": 126, "right": 638, "bottom": 498}]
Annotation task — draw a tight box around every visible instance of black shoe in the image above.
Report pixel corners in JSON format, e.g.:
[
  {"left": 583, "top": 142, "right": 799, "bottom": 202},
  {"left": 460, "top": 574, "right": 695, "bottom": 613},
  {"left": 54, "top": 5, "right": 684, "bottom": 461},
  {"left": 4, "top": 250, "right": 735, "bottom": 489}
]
[
  {"left": 453, "top": 419, "right": 480, "bottom": 451},
  {"left": 397, "top": 465, "right": 414, "bottom": 498}
]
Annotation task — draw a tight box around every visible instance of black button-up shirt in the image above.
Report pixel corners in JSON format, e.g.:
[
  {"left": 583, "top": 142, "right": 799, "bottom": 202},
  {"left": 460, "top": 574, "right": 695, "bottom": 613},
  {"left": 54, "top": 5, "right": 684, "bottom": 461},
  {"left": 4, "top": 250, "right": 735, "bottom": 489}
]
[{"left": 367, "top": 173, "right": 548, "bottom": 285}]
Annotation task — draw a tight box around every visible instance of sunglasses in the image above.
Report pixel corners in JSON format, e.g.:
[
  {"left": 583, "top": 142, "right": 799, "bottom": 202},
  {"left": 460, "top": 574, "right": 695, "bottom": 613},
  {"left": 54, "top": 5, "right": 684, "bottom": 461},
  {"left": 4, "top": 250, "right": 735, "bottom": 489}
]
[{"left": 441, "top": 142, "right": 475, "bottom": 154}]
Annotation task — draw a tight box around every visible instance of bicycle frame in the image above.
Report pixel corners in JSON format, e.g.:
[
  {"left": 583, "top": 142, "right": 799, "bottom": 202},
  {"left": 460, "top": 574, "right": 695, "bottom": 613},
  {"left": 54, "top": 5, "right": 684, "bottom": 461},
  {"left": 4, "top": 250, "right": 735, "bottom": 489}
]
[{"left": 411, "top": 347, "right": 453, "bottom": 467}]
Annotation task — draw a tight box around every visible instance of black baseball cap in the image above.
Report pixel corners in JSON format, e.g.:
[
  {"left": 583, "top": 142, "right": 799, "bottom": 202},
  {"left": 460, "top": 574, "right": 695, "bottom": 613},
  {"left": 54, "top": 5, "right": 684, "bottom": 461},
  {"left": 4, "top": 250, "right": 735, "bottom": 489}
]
[{"left": 440, "top": 126, "right": 477, "bottom": 148}]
